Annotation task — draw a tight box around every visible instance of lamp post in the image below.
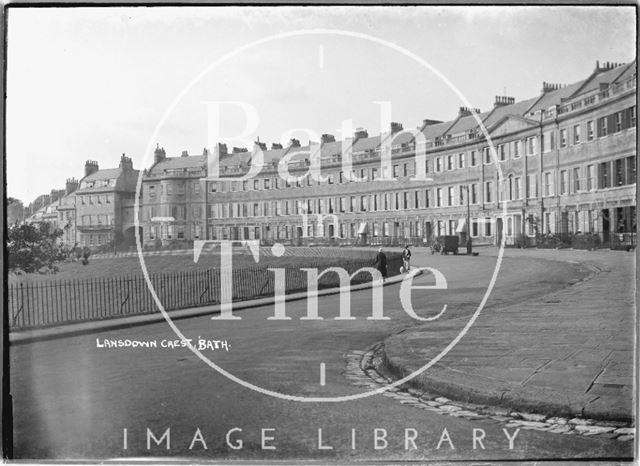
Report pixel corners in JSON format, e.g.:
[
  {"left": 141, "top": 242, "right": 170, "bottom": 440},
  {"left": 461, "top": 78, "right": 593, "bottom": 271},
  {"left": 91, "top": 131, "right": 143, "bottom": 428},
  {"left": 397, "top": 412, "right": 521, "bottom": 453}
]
[{"left": 465, "top": 182, "right": 472, "bottom": 254}]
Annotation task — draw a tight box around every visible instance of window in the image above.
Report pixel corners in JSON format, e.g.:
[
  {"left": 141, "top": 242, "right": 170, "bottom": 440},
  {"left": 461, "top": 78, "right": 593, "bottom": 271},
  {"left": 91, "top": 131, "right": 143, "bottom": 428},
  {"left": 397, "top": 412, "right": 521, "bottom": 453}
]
[
  {"left": 587, "top": 120, "right": 594, "bottom": 140},
  {"left": 471, "top": 183, "right": 478, "bottom": 204},
  {"left": 526, "top": 137, "right": 537, "bottom": 155},
  {"left": 339, "top": 172, "right": 344, "bottom": 183},
  {"left": 573, "top": 125, "right": 581, "bottom": 144},
  {"left": 485, "top": 218, "right": 492, "bottom": 236},
  {"left": 597, "top": 117, "right": 608, "bottom": 137},
  {"left": 403, "top": 163, "right": 408, "bottom": 177},
  {"left": 360, "top": 196, "right": 367, "bottom": 212},
  {"left": 587, "top": 165, "right": 596, "bottom": 191},
  {"left": 573, "top": 167, "right": 581, "bottom": 192},
  {"left": 328, "top": 174, "right": 334, "bottom": 184},
  {"left": 615, "top": 112, "right": 622, "bottom": 132},
  {"left": 527, "top": 174, "right": 537, "bottom": 198},
  {"left": 560, "top": 170, "right": 568, "bottom": 194},
  {"left": 543, "top": 172, "right": 553, "bottom": 196},
  {"left": 425, "top": 190, "right": 431, "bottom": 208},
  {"left": 514, "top": 177, "right": 521, "bottom": 200},
  {"left": 447, "top": 187, "right": 455, "bottom": 206},
  {"left": 167, "top": 185, "right": 173, "bottom": 195},
  {"left": 403, "top": 192, "right": 408, "bottom": 209},
  {"left": 371, "top": 168, "right": 377, "bottom": 181},
  {"left": 253, "top": 179, "right": 259, "bottom": 190},
  {"left": 340, "top": 197, "right": 346, "bottom": 213},
  {"left": 458, "top": 153, "right": 465, "bottom": 168},
  {"left": 543, "top": 131, "right": 554, "bottom": 152},
  {"left": 483, "top": 147, "right": 491, "bottom": 164},
  {"left": 485, "top": 181, "right": 493, "bottom": 203},
  {"left": 598, "top": 162, "right": 610, "bottom": 189},
  {"left": 447, "top": 155, "right": 454, "bottom": 170},
  {"left": 631, "top": 106, "right": 637, "bottom": 127},
  {"left": 470, "top": 150, "right": 478, "bottom": 166},
  {"left": 472, "top": 219, "right": 479, "bottom": 237},
  {"left": 393, "top": 165, "right": 399, "bottom": 177},
  {"left": 436, "top": 188, "right": 443, "bottom": 207},
  {"left": 264, "top": 179, "right": 270, "bottom": 189},
  {"left": 626, "top": 155, "right": 636, "bottom": 185},
  {"left": 512, "top": 140, "right": 521, "bottom": 158},
  {"left": 425, "top": 160, "right": 430, "bottom": 173},
  {"left": 498, "top": 144, "right": 506, "bottom": 161},
  {"left": 414, "top": 191, "right": 419, "bottom": 209},
  {"left": 148, "top": 185, "right": 156, "bottom": 198},
  {"left": 615, "top": 159, "right": 624, "bottom": 186},
  {"left": 560, "top": 128, "right": 567, "bottom": 148}
]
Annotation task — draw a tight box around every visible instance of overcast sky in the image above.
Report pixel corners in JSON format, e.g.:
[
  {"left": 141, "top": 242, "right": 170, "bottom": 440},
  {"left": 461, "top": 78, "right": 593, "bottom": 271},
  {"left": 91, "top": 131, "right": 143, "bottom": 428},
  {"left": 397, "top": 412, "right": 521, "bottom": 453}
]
[{"left": 6, "top": 6, "right": 636, "bottom": 203}]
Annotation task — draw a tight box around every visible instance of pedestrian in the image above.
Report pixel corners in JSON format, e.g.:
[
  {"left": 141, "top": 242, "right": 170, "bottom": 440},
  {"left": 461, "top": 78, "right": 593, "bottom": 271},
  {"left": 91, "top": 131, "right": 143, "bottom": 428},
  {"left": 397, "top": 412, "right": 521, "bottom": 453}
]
[
  {"left": 374, "top": 247, "right": 388, "bottom": 281},
  {"left": 402, "top": 244, "right": 412, "bottom": 272}
]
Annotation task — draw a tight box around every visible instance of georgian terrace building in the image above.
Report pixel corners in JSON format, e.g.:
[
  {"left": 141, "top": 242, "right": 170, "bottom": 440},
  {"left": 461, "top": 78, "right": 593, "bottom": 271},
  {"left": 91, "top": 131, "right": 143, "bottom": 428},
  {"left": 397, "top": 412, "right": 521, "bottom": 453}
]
[
  {"left": 75, "top": 155, "right": 140, "bottom": 248},
  {"left": 140, "top": 146, "right": 208, "bottom": 245},
  {"left": 204, "top": 60, "right": 636, "bottom": 247}
]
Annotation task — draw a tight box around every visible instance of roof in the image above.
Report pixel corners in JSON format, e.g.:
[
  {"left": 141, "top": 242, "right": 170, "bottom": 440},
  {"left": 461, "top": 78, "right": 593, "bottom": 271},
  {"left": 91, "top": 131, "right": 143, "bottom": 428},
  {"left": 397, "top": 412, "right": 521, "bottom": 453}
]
[
  {"left": 148, "top": 155, "right": 207, "bottom": 176},
  {"left": 481, "top": 97, "right": 540, "bottom": 129},
  {"left": 526, "top": 80, "right": 585, "bottom": 115},
  {"left": 420, "top": 120, "right": 451, "bottom": 140},
  {"left": 352, "top": 135, "right": 380, "bottom": 153},
  {"left": 570, "top": 63, "right": 633, "bottom": 98},
  {"left": 83, "top": 168, "right": 122, "bottom": 182},
  {"left": 445, "top": 112, "right": 489, "bottom": 136}
]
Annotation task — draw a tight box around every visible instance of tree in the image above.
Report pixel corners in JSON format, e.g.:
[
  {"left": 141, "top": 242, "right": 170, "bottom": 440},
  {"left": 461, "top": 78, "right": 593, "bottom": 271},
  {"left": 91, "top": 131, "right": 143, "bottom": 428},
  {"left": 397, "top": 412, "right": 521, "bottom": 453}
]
[
  {"left": 7, "top": 222, "right": 69, "bottom": 274},
  {"left": 7, "top": 197, "right": 25, "bottom": 225}
]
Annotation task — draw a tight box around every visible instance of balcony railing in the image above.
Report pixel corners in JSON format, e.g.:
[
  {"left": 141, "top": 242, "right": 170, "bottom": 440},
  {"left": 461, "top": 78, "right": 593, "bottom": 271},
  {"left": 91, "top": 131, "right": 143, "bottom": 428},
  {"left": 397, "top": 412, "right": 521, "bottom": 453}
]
[{"left": 555, "top": 74, "right": 636, "bottom": 118}]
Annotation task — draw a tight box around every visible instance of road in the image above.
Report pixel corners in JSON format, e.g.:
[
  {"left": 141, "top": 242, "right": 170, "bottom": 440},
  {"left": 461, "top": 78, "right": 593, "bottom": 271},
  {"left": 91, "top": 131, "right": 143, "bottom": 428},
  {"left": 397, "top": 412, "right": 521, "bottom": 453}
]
[{"left": 9, "top": 249, "right": 633, "bottom": 461}]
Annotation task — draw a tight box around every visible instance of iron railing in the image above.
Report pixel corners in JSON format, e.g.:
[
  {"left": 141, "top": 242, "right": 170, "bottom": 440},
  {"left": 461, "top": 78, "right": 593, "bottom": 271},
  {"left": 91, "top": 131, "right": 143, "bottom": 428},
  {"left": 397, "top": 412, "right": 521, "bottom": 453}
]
[{"left": 8, "top": 255, "right": 402, "bottom": 330}]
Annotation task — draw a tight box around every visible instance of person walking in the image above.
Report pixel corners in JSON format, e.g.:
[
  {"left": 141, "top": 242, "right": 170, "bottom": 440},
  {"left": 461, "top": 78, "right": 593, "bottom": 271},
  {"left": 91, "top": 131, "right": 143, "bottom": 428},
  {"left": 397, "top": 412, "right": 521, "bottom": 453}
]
[
  {"left": 402, "top": 244, "right": 412, "bottom": 272},
  {"left": 374, "top": 247, "right": 388, "bottom": 281}
]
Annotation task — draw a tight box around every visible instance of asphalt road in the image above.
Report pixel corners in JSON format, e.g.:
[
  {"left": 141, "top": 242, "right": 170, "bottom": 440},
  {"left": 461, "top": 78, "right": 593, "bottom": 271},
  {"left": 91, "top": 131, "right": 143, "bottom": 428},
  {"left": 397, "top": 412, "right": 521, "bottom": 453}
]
[{"left": 9, "top": 249, "right": 633, "bottom": 461}]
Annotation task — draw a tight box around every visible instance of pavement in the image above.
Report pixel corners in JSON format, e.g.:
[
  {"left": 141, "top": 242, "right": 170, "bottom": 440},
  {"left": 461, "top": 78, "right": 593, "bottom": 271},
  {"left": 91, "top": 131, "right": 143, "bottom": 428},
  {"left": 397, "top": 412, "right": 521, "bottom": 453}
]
[{"left": 382, "top": 247, "right": 636, "bottom": 422}]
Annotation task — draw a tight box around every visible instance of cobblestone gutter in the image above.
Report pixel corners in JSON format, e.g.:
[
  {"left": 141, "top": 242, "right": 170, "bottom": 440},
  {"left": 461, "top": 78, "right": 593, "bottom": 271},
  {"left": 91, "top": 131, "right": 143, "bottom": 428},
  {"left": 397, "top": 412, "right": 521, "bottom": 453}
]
[{"left": 344, "top": 345, "right": 635, "bottom": 442}]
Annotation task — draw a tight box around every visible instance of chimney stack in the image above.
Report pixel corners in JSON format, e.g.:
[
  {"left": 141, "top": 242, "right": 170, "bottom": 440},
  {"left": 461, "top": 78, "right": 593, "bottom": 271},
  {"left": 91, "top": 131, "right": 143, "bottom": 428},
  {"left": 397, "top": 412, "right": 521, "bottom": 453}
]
[
  {"left": 154, "top": 144, "right": 167, "bottom": 164},
  {"left": 232, "top": 147, "right": 248, "bottom": 153},
  {"left": 494, "top": 96, "right": 516, "bottom": 108},
  {"left": 65, "top": 177, "right": 79, "bottom": 195},
  {"left": 289, "top": 138, "right": 301, "bottom": 148},
  {"left": 458, "top": 107, "right": 481, "bottom": 117},
  {"left": 84, "top": 160, "right": 99, "bottom": 177},
  {"left": 120, "top": 153, "right": 133, "bottom": 170},
  {"left": 541, "top": 82, "right": 566, "bottom": 93},
  {"left": 254, "top": 141, "right": 267, "bottom": 151},
  {"left": 321, "top": 134, "right": 336, "bottom": 145},
  {"left": 353, "top": 128, "right": 368, "bottom": 140},
  {"left": 390, "top": 122, "right": 403, "bottom": 134},
  {"left": 271, "top": 143, "right": 283, "bottom": 150},
  {"left": 421, "top": 118, "right": 442, "bottom": 128},
  {"left": 215, "top": 143, "right": 228, "bottom": 157},
  {"left": 181, "top": 150, "right": 189, "bottom": 157}
]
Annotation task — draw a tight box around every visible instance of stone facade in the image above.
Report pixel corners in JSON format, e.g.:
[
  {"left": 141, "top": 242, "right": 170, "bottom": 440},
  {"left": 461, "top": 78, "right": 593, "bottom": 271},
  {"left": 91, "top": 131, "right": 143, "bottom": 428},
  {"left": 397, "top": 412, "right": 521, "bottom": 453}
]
[
  {"left": 205, "top": 61, "right": 636, "bottom": 247},
  {"left": 22, "top": 60, "right": 637, "bottom": 251},
  {"left": 74, "top": 155, "right": 140, "bottom": 248}
]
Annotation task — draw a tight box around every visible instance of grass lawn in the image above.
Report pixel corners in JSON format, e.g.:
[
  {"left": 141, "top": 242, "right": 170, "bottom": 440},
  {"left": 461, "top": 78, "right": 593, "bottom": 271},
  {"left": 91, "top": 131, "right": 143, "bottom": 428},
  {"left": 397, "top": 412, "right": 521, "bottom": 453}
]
[
  {"left": 7, "top": 249, "right": 398, "bottom": 330},
  {"left": 10, "top": 252, "right": 368, "bottom": 284}
]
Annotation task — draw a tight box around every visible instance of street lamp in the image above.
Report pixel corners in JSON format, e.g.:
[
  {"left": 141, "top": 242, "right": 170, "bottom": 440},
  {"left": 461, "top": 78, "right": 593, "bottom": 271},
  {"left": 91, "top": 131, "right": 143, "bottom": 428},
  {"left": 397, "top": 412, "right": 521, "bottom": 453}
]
[{"left": 465, "top": 182, "right": 472, "bottom": 254}]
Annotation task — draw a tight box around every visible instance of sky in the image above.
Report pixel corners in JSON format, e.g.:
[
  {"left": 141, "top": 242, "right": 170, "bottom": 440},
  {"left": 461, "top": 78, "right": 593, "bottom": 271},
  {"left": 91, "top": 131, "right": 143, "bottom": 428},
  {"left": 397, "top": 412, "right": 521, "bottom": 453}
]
[{"left": 6, "top": 6, "right": 637, "bottom": 204}]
